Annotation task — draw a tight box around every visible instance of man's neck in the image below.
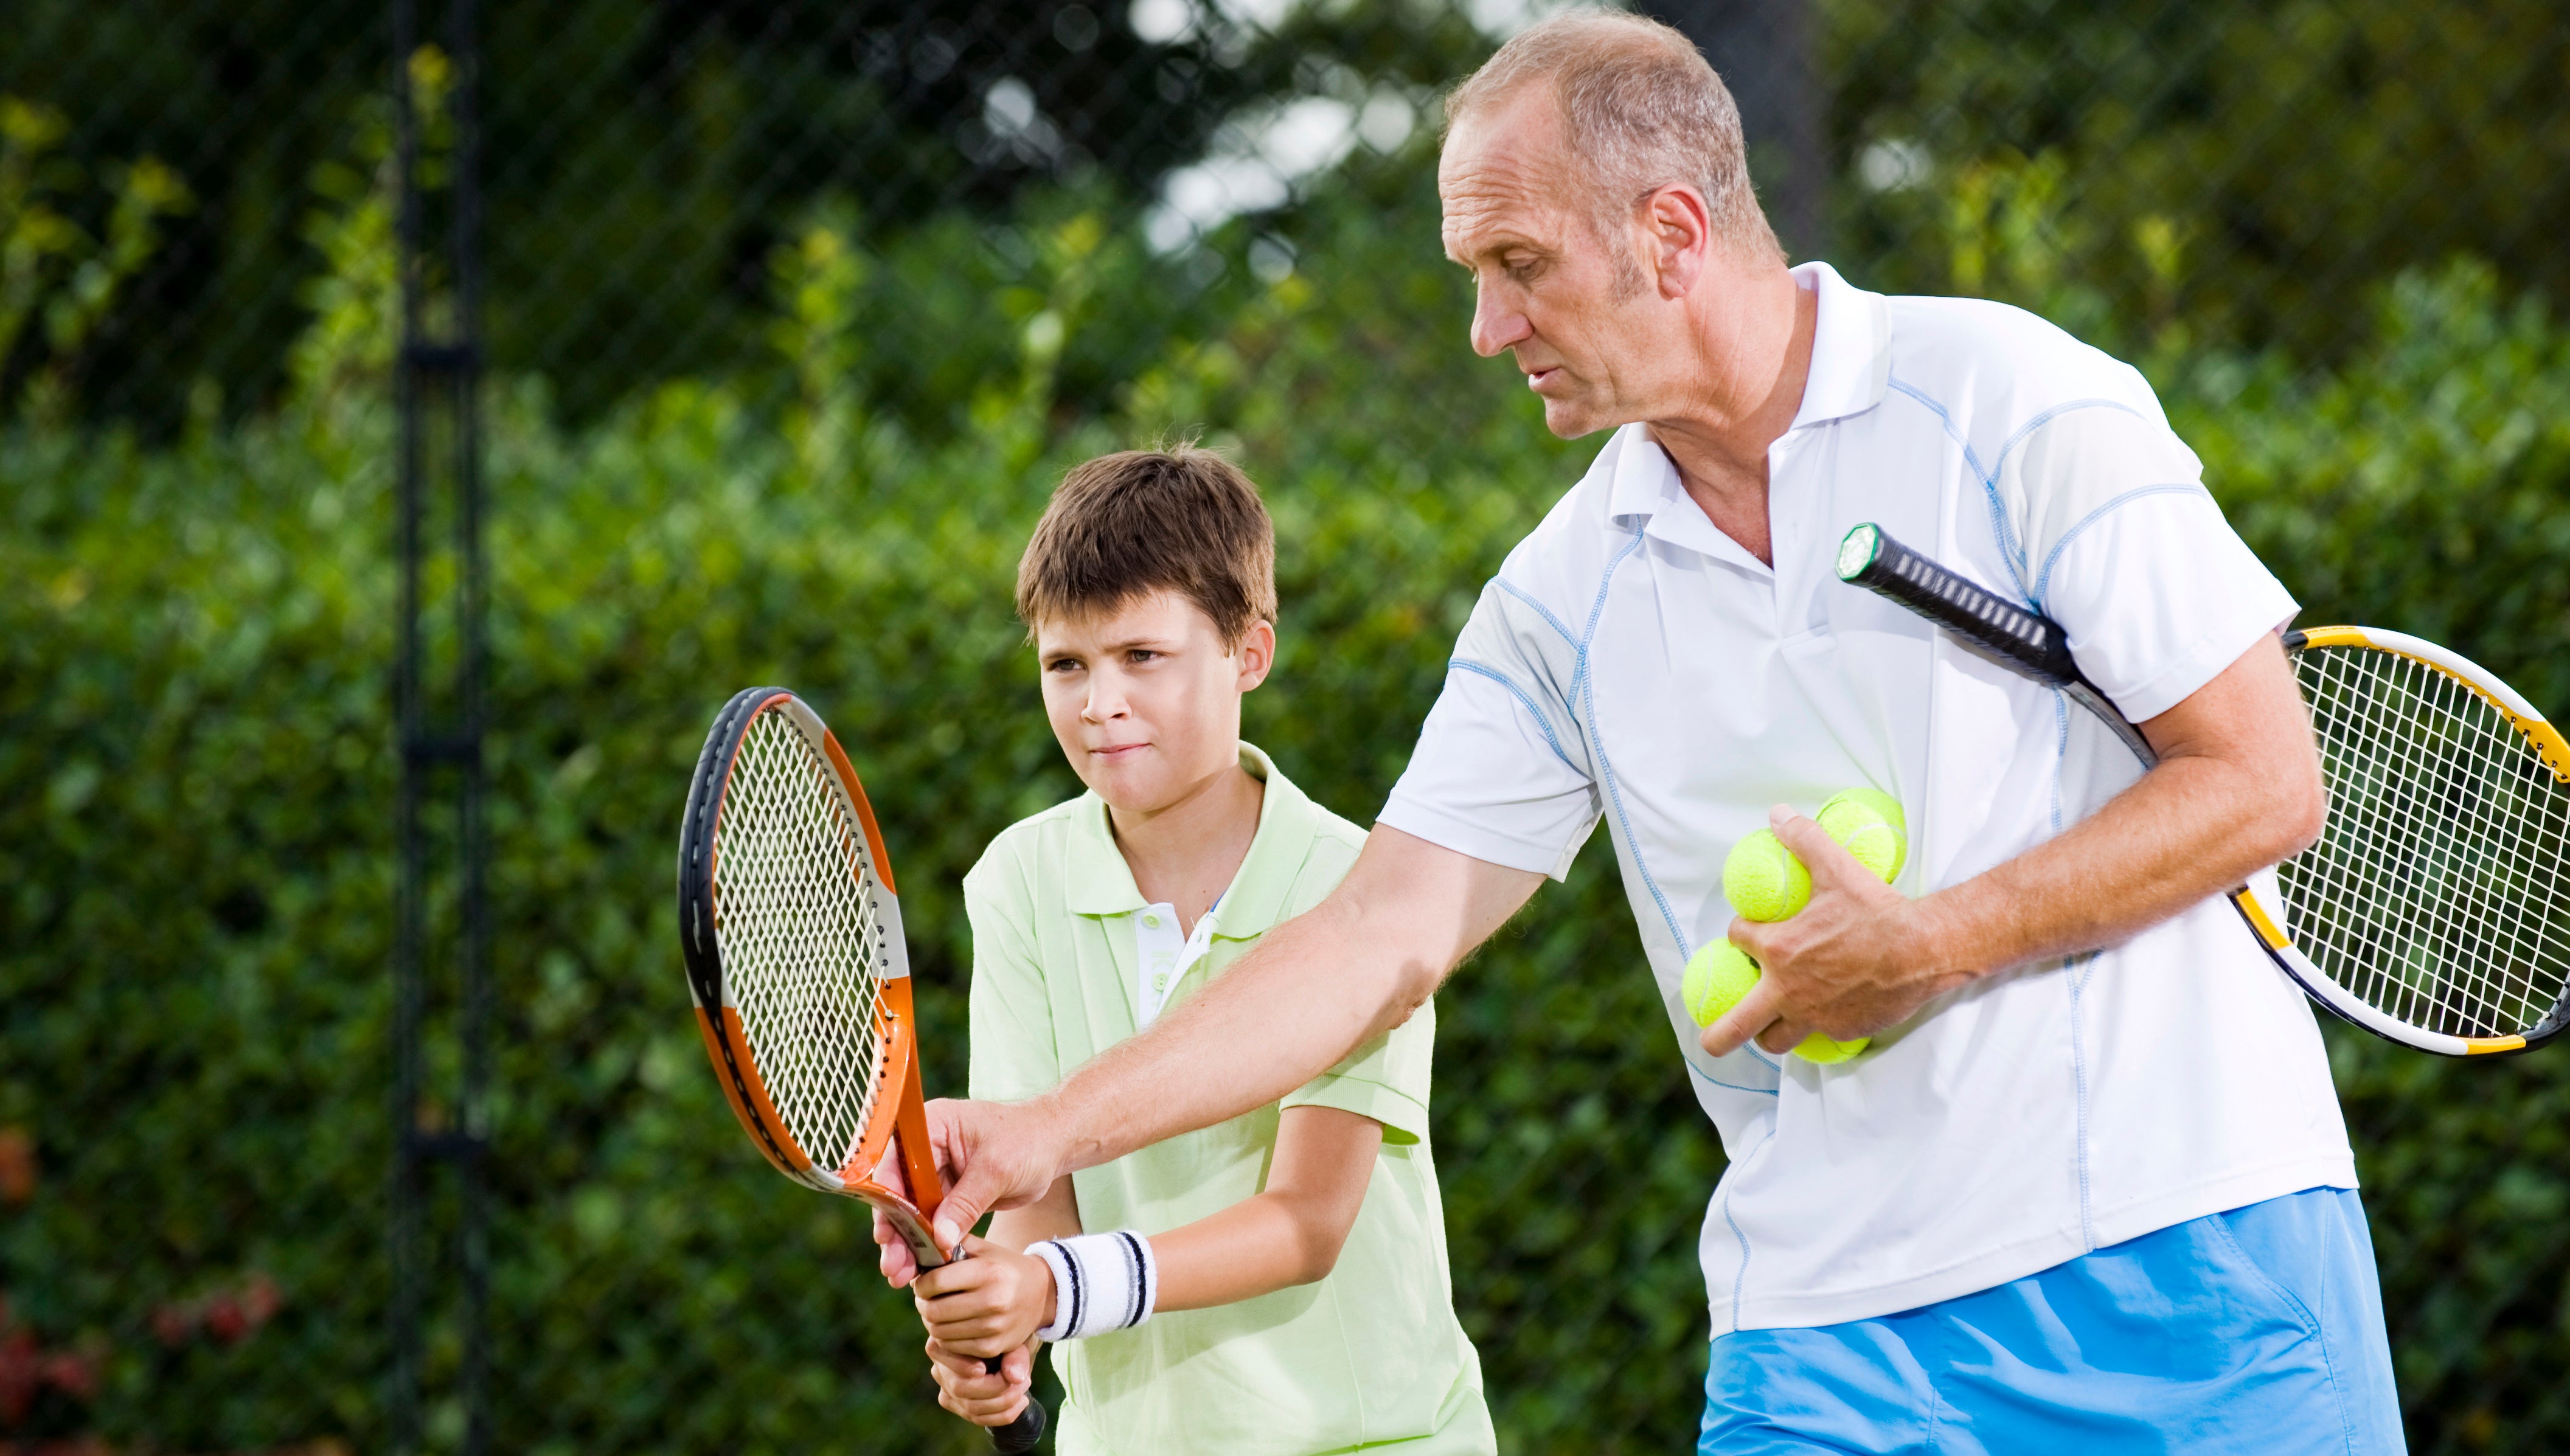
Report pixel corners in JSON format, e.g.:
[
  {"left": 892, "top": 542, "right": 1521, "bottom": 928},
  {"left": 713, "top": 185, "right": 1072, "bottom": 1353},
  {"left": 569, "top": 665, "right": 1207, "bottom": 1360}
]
[
  {"left": 1108, "top": 758, "right": 1265, "bottom": 934},
  {"left": 1644, "top": 266, "right": 1818, "bottom": 568}
]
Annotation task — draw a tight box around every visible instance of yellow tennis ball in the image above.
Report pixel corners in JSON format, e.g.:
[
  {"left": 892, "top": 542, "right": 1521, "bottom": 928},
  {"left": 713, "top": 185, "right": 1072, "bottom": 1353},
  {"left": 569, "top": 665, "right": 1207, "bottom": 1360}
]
[
  {"left": 1723, "top": 830, "right": 1811, "bottom": 921},
  {"left": 1683, "top": 939, "right": 1763, "bottom": 1027},
  {"left": 1682, "top": 940, "right": 1870, "bottom": 1063},
  {"left": 1794, "top": 1029, "right": 1871, "bottom": 1064},
  {"left": 1815, "top": 786, "right": 1907, "bottom": 884}
]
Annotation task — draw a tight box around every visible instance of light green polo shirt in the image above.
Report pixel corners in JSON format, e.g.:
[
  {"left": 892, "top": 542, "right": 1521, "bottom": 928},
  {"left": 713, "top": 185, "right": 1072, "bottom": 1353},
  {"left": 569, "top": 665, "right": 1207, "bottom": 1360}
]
[{"left": 964, "top": 744, "right": 1494, "bottom": 1456}]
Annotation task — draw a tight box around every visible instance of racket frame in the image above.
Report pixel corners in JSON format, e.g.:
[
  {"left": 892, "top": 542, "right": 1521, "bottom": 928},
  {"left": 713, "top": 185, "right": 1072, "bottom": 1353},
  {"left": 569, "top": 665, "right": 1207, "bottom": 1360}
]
[
  {"left": 1835, "top": 523, "right": 2570, "bottom": 1058},
  {"left": 678, "top": 687, "right": 1047, "bottom": 1452},
  {"left": 679, "top": 687, "right": 954, "bottom": 1262}
]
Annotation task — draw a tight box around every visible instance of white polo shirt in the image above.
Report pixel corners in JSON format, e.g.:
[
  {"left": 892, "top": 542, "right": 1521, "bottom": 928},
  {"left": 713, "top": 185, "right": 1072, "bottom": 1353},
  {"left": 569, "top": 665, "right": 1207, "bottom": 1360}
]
[{"left": 1380, "top": 262, "right": 2358, "bottom": 1334}]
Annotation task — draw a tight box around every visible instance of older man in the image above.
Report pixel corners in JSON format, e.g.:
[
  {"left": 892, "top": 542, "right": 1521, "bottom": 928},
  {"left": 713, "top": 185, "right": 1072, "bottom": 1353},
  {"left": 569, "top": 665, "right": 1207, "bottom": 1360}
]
[{"left": 906, "top": 12, "right": 2401, "bottom": 1452}]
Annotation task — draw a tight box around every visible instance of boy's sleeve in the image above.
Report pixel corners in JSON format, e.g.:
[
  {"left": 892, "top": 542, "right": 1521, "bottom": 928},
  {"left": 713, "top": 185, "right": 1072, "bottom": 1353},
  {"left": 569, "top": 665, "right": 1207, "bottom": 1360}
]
[
  {"left": 1279, "top": 1010, "right": 1435, "bottom": 1146},
  {"left": 963, "top": 851, "right": 1061, "bottom": 1105}
]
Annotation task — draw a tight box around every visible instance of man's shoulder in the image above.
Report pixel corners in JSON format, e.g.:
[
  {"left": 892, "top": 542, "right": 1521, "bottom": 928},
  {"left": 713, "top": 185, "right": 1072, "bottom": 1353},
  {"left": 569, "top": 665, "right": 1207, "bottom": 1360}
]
[
  {"left": 1880, "top": 293, "right": 2165, "bottom": 440},
  {"left": 1488, "top": 425, "right": 1657, "bottom": 619}
]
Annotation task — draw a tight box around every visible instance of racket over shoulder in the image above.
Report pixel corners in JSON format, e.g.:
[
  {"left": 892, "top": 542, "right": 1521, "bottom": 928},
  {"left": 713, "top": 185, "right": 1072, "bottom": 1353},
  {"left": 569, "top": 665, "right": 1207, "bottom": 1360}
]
[
  {"left": 677, "top": 685, "right": 1049, "bottom": 1451},
  {"left": 1836, "top": 523, "right": 2570, "bottom": 1058}
]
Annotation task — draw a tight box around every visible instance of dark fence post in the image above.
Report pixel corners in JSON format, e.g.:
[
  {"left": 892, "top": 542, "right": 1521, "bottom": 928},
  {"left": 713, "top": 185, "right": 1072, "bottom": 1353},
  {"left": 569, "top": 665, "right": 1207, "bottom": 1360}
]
[
  {"left": 390, "top": 1, "right": 490, "bottom": 1452},
  {"left": 1639, "top": 0, "right": 1826, "bottom": 259}
]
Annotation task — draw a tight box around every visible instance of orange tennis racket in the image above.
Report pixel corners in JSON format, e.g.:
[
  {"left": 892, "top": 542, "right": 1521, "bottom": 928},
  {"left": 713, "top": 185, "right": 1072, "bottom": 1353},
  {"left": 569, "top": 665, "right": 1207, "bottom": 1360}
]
[{"left": 677, "top": 686, "right": 1046, "bottom": 1451}]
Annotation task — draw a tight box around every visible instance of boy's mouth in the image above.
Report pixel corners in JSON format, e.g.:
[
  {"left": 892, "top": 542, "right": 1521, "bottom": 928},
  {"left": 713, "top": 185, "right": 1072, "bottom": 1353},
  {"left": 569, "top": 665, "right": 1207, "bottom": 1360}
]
[{"left": 1092, "top": 741, "right": 1150, "bottom": 761}]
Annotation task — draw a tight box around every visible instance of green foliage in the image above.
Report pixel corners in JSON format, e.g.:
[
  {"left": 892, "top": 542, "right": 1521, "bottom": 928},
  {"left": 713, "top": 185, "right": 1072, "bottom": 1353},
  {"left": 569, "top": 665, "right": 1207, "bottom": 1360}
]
[
  {"left": 1830, "top": 0, "right": 2570, "bottom": 361},
  {"left": 0, "top": 94, "right": 192, "bottom": 423}
]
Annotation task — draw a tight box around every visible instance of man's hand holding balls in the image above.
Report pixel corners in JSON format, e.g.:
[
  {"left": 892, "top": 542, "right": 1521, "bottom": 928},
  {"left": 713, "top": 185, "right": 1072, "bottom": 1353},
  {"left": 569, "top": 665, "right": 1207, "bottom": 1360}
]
[{"left": 1697, "top": 789, "right": 1923, "bottom": 1063}]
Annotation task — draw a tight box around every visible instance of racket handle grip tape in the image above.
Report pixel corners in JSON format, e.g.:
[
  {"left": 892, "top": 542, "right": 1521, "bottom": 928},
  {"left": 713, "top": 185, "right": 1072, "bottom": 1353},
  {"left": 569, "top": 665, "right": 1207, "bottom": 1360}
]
[
  {"left": 988, "top": 1381, "right": 1046, "bottom": 1452},
  {"left": 1836, "top": 523, "right": 2159, "bottom": 766},
  {"left": 1835, "top": 523, "right": 2080, "bottom": 688}
]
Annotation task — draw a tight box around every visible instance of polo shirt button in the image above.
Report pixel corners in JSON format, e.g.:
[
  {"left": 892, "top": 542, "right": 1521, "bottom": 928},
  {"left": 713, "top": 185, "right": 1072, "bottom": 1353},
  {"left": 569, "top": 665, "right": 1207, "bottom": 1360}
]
[
  {"left": 1143, "top": 914, "right": 1161, "bottom": 928},
  {"left": 1153, "top": 974, "right": 1167, "bottom": 990}
]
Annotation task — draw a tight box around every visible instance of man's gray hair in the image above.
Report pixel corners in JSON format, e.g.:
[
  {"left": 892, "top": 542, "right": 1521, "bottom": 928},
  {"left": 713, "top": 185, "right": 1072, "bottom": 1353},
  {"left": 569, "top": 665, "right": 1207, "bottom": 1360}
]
[{"left": 1445, "top": 11, "right": 1782, "bottom": 275}]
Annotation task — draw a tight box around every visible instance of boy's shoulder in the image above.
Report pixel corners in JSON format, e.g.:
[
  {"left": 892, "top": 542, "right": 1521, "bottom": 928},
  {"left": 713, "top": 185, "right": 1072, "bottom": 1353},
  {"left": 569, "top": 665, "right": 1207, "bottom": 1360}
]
[
  {"left": 961, "top": 792, "right": 1105, "bottom": 910},
  {"left": 1248, "top": 754, "right": 1369, "bottom": 917}
]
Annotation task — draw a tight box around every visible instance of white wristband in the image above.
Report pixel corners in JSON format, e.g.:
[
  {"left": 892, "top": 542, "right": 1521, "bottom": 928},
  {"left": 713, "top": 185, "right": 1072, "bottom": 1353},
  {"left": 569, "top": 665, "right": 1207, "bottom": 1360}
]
[{"left": 1028, "top": 1232, "right": 1158, "bottom": 1342}]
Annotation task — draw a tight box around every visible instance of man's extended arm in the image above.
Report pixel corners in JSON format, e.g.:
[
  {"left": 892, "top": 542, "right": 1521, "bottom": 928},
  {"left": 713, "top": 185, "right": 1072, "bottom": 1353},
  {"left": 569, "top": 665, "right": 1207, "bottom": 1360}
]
[
  {"left": 1706, "top": 631, "right": 2325, "bottom": 1055},
  {"left": 920, "top": 825, "right": 1546, "bottom": 1246}
]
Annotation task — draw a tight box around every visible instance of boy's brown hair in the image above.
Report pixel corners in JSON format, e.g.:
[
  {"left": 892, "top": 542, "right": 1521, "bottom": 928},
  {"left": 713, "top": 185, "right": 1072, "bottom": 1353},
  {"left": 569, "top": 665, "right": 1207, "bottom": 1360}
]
[{"left": 1015, "top": 445, "right": 1278, "bottom": 645}]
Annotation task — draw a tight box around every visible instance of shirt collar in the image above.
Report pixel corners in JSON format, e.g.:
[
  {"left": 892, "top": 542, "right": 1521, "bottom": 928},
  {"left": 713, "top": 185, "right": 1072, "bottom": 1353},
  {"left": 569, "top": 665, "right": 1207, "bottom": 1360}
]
[
  {"left": 1060, "top": 742, "right": 1314, "bottom": 937},
  {"left": 1786, "top": 260, "right": 1892, "bottom": 431}
]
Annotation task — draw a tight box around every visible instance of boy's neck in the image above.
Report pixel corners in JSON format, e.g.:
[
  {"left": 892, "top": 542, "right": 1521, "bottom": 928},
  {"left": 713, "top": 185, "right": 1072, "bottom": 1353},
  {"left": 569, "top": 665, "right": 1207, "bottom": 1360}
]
[{"left": 1106, "top": 754, "right": 1265, "bottom": 936}]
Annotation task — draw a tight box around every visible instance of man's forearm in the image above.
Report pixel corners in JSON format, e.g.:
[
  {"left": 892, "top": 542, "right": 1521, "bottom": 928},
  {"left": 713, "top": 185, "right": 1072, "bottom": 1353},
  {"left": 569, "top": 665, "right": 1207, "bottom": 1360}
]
[
  {"left": 1032, "top": 891, "right": 1416, "bottom": 1176},
  {"left": 1022, "top": 825, "right": 1546, "bottom": 1181},
  {"left": 1912, "top": 741, "right": 2319, "bottom": 981},
  {"left": 1914, "top": 633, "right": 2325, "bottom": 982}
]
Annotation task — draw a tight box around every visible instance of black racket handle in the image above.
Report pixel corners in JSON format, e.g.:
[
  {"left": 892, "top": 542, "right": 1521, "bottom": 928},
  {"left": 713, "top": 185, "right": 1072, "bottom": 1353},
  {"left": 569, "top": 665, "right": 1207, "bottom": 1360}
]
[
  {"left": 1836, "top": 522, "right": 2159, "bottom": 764},
  {"left": 1836, "top": 522, "right": 2080, "bottom": 685},
  {"left": 987, "top": 1369, "right": 1046, "bottom": 1452}
]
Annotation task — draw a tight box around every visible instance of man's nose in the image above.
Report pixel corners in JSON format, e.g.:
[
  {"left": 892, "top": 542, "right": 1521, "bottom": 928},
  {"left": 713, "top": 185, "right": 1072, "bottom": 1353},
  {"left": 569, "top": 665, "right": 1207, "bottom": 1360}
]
[{"left": 1470, "top": 283, "right": 1530, "bottom": 358}]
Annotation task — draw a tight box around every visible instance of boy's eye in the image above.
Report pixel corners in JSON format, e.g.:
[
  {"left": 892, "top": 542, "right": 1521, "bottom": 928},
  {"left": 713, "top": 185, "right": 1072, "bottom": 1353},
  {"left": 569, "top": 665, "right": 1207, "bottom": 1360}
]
[{"left": 1044, "top": 656, "right": 1082, "bottom": 673}]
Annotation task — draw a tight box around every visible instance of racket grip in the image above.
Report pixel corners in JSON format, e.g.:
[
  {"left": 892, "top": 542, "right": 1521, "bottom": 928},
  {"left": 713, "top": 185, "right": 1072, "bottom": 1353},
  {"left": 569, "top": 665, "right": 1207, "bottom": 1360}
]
[
  {"left": 987, "top": 1372, "right": 1047, "bottom": 1452},
  {"left": 1835, "top": 523, "right": 2080, "bottom": 687}
]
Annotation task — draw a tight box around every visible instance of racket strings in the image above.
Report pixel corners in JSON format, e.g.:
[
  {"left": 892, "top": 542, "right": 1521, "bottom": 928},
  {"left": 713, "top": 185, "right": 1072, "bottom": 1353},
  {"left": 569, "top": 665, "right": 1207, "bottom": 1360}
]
[
  {"left": 712, "top": 709, "right": 889, "bottom": 1169},
  {"left": 2285, "top": 645, "right": 2570, "bottom": 1038}
]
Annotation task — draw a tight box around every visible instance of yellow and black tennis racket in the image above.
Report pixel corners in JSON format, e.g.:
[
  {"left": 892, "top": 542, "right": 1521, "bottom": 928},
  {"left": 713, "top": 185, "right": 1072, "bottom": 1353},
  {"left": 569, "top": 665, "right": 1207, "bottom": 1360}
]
[
  {"left": 676, "top": 687, "right": 1047, "bottom": 1450},
  {"left": 1838, "top": 522, "right": 2570, "bottom": 1057}
]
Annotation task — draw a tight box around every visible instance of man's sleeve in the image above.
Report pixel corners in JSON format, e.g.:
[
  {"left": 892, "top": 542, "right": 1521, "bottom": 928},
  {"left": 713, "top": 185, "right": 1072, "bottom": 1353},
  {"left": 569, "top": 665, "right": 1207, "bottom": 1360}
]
[
  {"left": 1377, "top": 578, "right": 1602, "bottom": 881},
  {"left": 964, "top": 855, "right": 1061, "bottom": 1105},
  {"left": 2006, "top": 402, "right": 2298, "bottom": 721}
]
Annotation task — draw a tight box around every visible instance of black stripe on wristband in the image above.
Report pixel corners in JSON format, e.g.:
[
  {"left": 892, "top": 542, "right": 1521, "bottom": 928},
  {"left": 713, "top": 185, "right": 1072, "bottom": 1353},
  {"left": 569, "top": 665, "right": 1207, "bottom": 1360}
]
[
  {"left": 1057, "top": 1239, "right": 1086, "bottom": 1339},
  {"left": 1115, "top": 1231, "right": 1148, "bottom": 1330}
]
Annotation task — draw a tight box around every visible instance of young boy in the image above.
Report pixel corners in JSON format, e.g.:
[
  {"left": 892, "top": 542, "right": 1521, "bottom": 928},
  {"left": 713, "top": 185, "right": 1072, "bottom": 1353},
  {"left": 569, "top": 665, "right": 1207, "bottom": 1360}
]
[{"left": 873, "top": 447, "right": 1493, "bottom": 1455}]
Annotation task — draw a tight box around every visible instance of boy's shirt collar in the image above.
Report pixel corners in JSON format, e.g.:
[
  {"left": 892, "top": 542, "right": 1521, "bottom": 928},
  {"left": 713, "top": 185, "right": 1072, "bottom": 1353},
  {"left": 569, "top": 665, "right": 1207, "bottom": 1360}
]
[{"left": 1061, "top": 741, "right": 1316, "bottom": 940}]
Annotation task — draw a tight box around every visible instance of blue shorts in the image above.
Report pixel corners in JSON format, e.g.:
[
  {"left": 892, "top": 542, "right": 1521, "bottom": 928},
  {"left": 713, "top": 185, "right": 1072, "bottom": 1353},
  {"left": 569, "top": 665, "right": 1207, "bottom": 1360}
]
[{"left": 1701, "top": 1187, "right": 2403, "bottom": 1455}]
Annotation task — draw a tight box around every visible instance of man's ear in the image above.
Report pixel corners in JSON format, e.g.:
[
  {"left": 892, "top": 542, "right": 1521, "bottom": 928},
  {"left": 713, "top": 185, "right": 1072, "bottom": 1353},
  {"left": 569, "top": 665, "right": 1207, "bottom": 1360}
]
[
  {"left": 1643, "top": 184, "right": 1714, "bottom": 299},
  {"left": 1234, "top": 619, "right": 1277, "bottom": 692}
]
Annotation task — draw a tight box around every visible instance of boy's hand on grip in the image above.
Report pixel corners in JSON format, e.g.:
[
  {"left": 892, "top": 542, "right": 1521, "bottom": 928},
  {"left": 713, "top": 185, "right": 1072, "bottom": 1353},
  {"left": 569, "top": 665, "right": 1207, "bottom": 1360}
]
[
  {"left": 926, "top": 1335, "right": 1037, "bottom": 1428},
  {"left": 914, "top": 1235, "right": 1055, "bottom": 1359}
]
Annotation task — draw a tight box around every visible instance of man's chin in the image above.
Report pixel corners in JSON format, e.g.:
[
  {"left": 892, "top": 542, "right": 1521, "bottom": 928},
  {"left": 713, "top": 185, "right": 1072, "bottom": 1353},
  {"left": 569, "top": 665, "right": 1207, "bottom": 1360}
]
[{"left": 1540, "top": 398, "right": 1613, "bottom": 439}]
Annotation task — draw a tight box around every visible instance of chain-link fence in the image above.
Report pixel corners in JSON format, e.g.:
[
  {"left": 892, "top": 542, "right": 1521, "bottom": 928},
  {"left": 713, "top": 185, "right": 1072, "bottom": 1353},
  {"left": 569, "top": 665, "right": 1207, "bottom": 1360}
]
[{"left": 5, "top": 2, "right": 2570, "bottom": 1454}]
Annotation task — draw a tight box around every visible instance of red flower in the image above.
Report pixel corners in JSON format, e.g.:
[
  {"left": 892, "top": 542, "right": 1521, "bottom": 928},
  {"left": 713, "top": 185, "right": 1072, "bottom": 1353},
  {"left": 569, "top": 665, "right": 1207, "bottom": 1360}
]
[
  {"left": 203, "top": 1296, "right": 247, "bottom": 1345},
  {"left": 0, "top": 1129, "right": 33, "bottom": 1207},
  {"left": 41, "top": 1351, "right": 94, "bottom": 1399},
  {"left": 240, "top": 1273, "right": 282, "bottom": 1331}
]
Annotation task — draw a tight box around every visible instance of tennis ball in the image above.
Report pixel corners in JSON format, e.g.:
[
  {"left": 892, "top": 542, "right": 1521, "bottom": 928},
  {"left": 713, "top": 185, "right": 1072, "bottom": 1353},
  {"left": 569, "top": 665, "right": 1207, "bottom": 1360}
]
[
  {"left": 1682, "top": 940, "right": 1870, "bottom": 1064},
  {"left": 1795, "top": 1030, "right": 1870, "bottom": 1064},
  {"left": 1683, "top": 939, "right": 1763, "bottom": 1027},
  {"left": 1815, "top": 786, "right": 1908, "bottom": 884},
  {"left": 1723, "top": 830, "right": 1811, "bottom": 921}
]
